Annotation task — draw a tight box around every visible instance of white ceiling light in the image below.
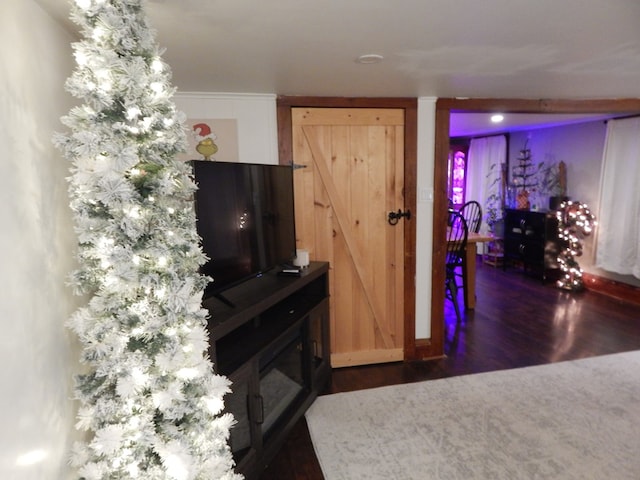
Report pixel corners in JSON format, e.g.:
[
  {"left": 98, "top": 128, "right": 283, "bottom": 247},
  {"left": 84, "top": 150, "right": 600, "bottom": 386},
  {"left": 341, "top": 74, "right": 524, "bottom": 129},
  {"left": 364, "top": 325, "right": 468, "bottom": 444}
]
[
  {"left": 356, "top": 54, "right": 384, "bottom": 64},
  {"left": 491, "top": 114, "right": 505, "bottom": 123}
]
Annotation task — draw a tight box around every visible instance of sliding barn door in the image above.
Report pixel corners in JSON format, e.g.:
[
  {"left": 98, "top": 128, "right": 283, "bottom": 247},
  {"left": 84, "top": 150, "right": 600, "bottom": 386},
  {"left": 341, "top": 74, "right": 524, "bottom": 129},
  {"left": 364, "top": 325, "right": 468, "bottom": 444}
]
[{"left": 292, "top": 108, "right": 405, "bottom": 367}]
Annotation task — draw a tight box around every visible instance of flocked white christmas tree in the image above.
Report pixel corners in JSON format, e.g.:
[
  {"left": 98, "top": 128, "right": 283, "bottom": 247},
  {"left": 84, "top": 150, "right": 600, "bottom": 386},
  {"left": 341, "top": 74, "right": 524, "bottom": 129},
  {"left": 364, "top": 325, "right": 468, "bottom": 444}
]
[{"left": 54, "top": 0, "right": 241, "bottom": 478}]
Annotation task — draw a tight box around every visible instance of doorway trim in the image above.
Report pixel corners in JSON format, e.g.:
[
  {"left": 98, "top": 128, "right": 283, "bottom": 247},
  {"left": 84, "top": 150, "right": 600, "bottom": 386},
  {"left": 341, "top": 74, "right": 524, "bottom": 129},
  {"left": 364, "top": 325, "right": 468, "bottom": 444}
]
[
  {"left": 276, "top": 96, "right": 419, "bottom": 360},
  {"left": 431, "top": 98, "right": 640, "bottom": 357}
]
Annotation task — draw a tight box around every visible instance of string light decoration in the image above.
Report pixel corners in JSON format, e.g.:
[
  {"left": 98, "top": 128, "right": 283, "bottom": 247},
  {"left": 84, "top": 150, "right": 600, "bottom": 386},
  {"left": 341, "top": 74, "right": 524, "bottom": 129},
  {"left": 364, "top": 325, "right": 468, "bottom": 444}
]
[
  {"left": 555, "top": 200, "right": 597, "bottom": 291},
  {"left": 53, "top": 1, "right": 241, "bottom": 478}
]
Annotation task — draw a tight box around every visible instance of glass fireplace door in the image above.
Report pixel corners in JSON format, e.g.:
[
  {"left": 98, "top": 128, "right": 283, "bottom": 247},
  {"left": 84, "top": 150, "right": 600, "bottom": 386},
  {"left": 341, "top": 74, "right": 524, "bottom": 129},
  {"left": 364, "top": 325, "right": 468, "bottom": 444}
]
[{"left": 257, "top": 325, "right": 307, "bottom": 440}]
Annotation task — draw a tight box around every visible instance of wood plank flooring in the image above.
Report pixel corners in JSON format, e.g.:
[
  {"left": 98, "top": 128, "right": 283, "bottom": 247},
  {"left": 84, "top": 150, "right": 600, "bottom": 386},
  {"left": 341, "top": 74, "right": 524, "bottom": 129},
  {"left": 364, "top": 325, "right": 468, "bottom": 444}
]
[{"left": 259, "top": 259, "right": 640, "bottom": 479}]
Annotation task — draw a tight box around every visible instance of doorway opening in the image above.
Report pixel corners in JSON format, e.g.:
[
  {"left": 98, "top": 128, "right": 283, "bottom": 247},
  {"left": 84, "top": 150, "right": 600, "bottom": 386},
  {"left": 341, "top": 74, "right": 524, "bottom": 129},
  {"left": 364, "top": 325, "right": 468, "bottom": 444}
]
[{"left": 431, "top": 98, "right": 640, "bottom": 358}]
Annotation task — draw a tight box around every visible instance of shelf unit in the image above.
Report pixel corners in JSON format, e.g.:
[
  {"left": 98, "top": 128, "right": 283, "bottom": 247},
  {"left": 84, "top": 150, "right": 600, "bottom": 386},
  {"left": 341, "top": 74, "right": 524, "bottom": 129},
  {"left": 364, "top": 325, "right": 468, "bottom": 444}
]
[
  {"left": 202, "top": 261, "right": 331, "bottom": 479},
  {"left": 483, "top": 246, "right": 504, "bottom": 268},
  {"left": 504, "top": 209, "right": 559, "bottom": 281}
]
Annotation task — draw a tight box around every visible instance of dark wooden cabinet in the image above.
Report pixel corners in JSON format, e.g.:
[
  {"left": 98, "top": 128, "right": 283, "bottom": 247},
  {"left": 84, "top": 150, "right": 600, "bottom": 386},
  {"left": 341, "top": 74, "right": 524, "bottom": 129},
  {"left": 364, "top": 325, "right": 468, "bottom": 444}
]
[
  {"left": 203, "top": 262, "right": 331, "bottom": 479},
  {"left": 504, "top": 209, "right": 560, "bottom": 281}
]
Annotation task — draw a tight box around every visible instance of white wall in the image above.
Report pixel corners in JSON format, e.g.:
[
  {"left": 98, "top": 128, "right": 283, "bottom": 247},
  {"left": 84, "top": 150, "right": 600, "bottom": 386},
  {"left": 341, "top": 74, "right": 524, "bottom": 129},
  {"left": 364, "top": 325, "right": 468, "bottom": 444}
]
[
  {"left": 416, "top": 98, "right": 437, "bottom": 338},
  {"left": 174, "top": 92, "right": 279, "bottom": 165},
  {"left": 0, "top": 2, "right": 81, "bottom": 479},
  {"left": 509, "top": 121, "right": 606, "bottom": 216}
]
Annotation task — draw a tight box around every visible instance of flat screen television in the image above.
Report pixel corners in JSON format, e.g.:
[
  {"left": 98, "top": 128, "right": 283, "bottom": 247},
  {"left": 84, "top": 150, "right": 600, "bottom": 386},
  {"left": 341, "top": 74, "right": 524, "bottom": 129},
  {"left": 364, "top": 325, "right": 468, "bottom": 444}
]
[{"left": 191, "top": 161, "right": 297, "bottom": 300}]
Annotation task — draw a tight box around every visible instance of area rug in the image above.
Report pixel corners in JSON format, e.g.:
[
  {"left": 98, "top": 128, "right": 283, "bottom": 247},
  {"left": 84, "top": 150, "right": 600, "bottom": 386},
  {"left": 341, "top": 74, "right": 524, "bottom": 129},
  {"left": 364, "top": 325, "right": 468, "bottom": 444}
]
[{"left": 305, "top": 351, "right": 640, "bottom": 480}]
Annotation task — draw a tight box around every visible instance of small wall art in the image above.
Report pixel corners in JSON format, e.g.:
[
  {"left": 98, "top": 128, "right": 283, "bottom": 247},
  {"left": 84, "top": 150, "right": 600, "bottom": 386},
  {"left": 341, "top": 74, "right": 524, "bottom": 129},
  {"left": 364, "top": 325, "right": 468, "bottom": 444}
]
[{"left": 179, "top": 118, "right": 239, "bottom": 162}]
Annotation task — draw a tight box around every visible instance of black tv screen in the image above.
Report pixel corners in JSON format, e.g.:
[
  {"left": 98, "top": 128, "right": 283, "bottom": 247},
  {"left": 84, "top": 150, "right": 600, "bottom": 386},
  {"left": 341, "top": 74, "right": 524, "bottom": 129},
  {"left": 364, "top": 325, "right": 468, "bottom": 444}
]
[{"left": 191, "top": 161, "right": 296, "bottom": 298}]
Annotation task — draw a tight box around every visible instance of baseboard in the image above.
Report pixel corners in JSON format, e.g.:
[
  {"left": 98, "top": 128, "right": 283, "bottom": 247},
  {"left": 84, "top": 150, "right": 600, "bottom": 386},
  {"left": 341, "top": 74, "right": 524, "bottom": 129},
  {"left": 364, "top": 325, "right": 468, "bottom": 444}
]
[
  {"left": 331, "top": 348, "right": 404, "bottom": 368},
  {"left": 584, "top": 273, "right": 640, "bottom": 306},
  {"left": 408, "top": 339, "right": 444, "bottom": 361}
]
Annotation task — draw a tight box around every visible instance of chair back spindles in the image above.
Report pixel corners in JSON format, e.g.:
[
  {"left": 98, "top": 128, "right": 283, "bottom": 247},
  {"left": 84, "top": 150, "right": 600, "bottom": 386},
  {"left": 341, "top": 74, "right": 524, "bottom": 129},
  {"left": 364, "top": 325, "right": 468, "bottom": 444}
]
[
  {"left": 459, "top": 200, "right": 482, "bottom": 233},
  {"left": 446, "top": 212, "right": 468, "bottom": 272},
  {"left": 445, "top": 211, "right": 468, "bottom": 325}
]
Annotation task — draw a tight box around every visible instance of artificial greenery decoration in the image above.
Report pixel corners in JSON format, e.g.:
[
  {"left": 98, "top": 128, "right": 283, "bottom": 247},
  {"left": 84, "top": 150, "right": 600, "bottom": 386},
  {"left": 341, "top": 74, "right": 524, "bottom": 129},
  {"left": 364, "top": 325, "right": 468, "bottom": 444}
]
[
  {"left": 484, "top": 162, "right": 504, "bottom": 233},
  {"left": 54, "top": 0, "right": 241, "bottom": 478}
]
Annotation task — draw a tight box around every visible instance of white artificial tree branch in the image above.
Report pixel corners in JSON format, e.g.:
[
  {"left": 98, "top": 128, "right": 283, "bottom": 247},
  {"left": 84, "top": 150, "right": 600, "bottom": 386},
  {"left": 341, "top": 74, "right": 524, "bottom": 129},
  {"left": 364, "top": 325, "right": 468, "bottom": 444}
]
[{"left": 54, "top": 1, "right": 241, "bottom": 478}]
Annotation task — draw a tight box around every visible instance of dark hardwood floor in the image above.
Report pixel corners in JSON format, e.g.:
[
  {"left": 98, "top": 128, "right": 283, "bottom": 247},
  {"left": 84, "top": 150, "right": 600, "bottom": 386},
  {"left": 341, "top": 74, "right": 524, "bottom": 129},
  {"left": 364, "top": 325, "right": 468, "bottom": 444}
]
[{"left": 259, "top": 259, "right": 640, "bottom": 479}]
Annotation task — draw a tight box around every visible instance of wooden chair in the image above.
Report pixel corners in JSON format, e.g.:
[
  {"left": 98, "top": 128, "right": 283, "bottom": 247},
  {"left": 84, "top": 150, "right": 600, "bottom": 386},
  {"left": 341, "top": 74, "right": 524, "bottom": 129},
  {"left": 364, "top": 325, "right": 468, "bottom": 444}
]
[
  {"left": 458, "top": 200, "right": 483, "bottom": 233},
  {"left": 456, "top": 200, "right": 482, "bottom": 304},
  {"left": 456, "top": 200, "right": 483, "bottom": 298},
  {"left": 445, "top": 211, "right": 468, "bottom": 324}
]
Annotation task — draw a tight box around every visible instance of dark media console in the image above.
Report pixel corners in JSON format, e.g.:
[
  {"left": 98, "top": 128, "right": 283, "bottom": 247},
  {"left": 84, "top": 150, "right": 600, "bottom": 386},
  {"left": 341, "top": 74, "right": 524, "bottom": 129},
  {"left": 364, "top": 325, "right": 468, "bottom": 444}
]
[
  {"left": 203, "top": 261, "right": 331, "bottom": 480},
  {"left": 504, "top": 209, "right": 560, "bottom": 281}
]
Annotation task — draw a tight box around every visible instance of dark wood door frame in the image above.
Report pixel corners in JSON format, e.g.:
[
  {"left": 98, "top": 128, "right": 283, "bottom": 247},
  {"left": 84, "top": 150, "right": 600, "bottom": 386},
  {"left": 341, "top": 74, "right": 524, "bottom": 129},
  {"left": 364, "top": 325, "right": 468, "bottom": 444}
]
[
  {"left": 430, "top": 98, "right": 640, "bottom": 358},
  {"left": 276, "top": 96, "right": 419, "bottom": 360}
]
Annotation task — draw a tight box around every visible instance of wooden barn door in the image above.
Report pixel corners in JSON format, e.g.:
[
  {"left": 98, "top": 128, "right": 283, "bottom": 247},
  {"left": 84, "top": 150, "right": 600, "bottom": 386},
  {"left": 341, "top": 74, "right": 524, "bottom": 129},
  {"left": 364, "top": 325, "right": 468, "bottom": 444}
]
[{"left": 291, "top": 107, "right": 406, "bottom": 367}]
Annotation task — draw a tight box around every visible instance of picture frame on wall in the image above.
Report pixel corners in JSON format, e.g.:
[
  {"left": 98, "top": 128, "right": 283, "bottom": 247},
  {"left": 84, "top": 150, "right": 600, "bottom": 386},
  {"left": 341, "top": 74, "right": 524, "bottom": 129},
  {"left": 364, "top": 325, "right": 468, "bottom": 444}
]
[{"left": 178, "top": 118, "right": 239, "bottom": 162}]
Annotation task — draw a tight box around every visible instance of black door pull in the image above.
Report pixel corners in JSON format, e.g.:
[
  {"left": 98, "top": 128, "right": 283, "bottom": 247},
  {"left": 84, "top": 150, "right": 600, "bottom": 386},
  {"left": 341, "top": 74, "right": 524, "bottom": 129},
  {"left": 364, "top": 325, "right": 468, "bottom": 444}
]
[{"left": 388, "top": 209, "right": 411, "bottom": 225}]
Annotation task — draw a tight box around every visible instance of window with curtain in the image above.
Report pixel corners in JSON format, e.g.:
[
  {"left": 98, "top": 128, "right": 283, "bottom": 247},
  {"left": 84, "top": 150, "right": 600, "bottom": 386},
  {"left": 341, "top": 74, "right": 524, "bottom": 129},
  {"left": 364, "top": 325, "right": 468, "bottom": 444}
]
[
  {"left": 465, "top": 135, "right": 507, "bottom": 235},
  {"left": 448, "top": 145, "right": 468, "bottom": 209},
  {"left": 595, "top": 117, "right": 640, "bottom": 279}
]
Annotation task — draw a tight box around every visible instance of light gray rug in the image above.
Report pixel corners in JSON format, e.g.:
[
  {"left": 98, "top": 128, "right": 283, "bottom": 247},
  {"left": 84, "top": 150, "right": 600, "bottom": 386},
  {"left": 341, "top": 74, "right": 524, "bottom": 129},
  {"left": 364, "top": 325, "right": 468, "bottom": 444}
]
[{"left": 306, "top": 351, "right": 640, "bottom": 480}]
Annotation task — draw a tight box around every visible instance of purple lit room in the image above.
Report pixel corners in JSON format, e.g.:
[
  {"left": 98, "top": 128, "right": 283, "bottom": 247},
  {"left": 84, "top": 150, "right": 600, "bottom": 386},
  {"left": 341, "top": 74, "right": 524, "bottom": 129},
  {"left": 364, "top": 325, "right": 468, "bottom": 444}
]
[{"left": 442, "top": 111, "right": 638, "bottom": 353}]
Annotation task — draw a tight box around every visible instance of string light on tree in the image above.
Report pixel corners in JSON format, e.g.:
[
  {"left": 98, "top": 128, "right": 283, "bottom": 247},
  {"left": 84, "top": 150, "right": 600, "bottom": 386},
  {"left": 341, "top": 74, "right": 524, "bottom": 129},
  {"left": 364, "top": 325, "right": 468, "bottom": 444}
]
[
  {"left": 53, "top": 0, "right": 241, "bottom": 478},
  {"left": 555, "top": 200, "right": 597, "bottom": 291}
]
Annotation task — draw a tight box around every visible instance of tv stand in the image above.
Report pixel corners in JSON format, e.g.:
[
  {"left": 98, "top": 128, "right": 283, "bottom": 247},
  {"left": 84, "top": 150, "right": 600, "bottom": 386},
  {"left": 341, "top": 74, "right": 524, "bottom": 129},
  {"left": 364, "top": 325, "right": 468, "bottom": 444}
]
[
  {"left": 213, "top": 292, "right": 236, "bottom": 308},
  {"left": 202, "top": 261, "right": 331, "bottom": 479}
]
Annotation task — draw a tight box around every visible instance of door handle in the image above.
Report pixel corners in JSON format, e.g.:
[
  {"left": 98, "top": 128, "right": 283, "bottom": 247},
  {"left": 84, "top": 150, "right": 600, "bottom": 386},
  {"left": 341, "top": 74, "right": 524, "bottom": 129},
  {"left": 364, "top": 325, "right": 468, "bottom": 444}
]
[
  {"left": 255, "top": 395, "right": 264, "bottom": 424},
  {"left": 388, "top": 209, "right": 411, "bottom": 225}
]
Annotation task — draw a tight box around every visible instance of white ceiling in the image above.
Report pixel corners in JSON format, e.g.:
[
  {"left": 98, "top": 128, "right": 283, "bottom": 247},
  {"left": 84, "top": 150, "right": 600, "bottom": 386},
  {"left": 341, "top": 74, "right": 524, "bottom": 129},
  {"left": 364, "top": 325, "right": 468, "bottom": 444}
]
[{"left": 36, "top": 0, "right": 640, "bottom": 135}]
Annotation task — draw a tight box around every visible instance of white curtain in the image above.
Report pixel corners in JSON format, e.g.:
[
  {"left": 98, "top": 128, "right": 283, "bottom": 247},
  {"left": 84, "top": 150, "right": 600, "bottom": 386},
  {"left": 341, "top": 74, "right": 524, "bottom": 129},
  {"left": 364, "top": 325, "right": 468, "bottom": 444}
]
[
  {"left": 466, "top": 135, "right": 507, "bottom": 235},
  {"left": 595, "top": 117, "right": 640, "bottom": 279}
]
